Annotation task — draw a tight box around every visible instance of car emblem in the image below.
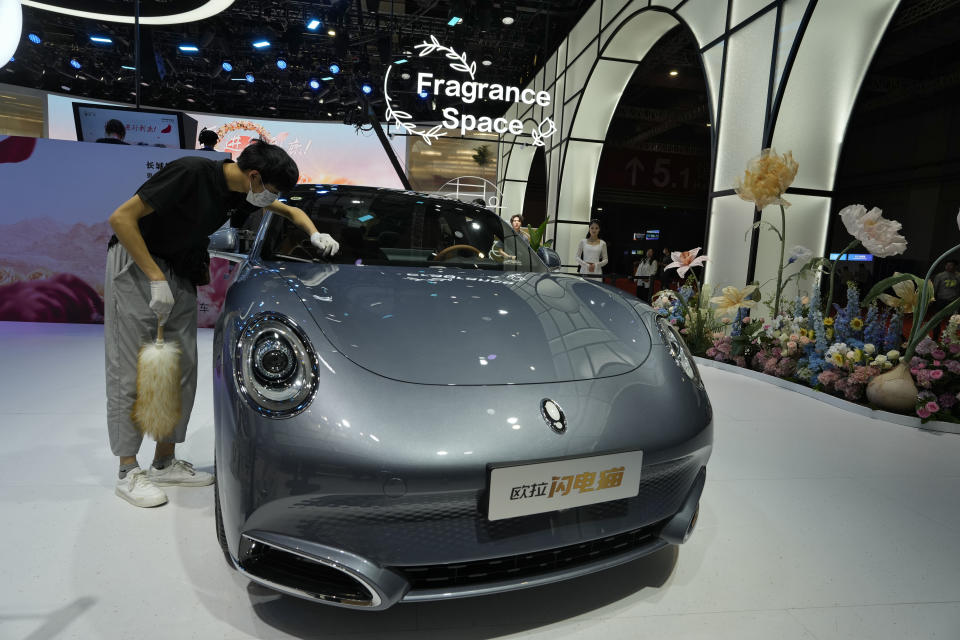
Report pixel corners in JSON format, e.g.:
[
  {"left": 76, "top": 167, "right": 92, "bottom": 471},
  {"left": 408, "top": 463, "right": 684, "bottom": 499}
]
[{"left": 540, "top": 399, "right": 567, "bottom": 434}]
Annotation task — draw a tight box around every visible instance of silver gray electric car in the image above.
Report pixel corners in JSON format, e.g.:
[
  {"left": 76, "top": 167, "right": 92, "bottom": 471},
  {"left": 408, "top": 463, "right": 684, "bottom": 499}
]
[{"left": 212, "top": 185, "right": 712, "bottom": 610}]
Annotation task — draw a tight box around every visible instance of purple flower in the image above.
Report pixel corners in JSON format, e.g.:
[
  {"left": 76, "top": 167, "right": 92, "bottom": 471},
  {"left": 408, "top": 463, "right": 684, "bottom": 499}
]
[
  {"left": 950, "top": 344, "right": 960, "bottom": 354},
  {"left": 946, "top": 360, "right": 960, "bottom": 374},
  {"left": 932, "top": 349, "right": 947, "bottom": 360},
  {"left": 938, "top": 393, "right": 957, "bottom": 409}
]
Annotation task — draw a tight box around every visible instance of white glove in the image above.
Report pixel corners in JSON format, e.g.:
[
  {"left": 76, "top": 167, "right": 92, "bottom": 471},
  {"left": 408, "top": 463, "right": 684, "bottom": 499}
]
[
  {"left": 149, "top": 280, "right": 175, "bottom": 325},
  {"left": 310, "top": 232, "right": 340, "bottom": 258}
]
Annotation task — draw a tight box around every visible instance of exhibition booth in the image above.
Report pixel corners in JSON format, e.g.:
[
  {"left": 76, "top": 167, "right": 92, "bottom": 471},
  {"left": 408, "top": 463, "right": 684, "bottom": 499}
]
[{"left": 1, "top": 0, "right": 959, "bottom": 638}]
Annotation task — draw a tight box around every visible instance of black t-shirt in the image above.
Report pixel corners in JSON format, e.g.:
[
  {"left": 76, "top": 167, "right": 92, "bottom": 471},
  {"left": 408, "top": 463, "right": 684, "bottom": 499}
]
[{"left": 134, "top": 156, "right": 259, "bottom": 259}]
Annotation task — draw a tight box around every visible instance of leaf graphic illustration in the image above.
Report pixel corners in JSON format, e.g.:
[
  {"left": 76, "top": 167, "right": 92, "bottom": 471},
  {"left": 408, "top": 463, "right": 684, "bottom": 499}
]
[
  {"left": 430, "top": 35, "right": 440, "bottom": 46},
  {"left": 450, "top": 63, "right": 470, "bottom": 73},
  {"left": 469, "top": 62, "right": 477, "bottom": 77},
  {"left": 392, "top": 110, "right": 413, "bottom": 119}
]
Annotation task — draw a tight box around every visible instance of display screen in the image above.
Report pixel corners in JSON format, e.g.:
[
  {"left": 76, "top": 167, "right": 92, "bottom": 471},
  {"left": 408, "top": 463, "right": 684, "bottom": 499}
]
[
  {"left": 646, "top": 229, "right": 660, "bottom": 240},
  {"left": 828, "top": 253, "right": 873, "bottom": 261},
  {"left": 72, "top": 102, "right": 184, "bottom": 147}
]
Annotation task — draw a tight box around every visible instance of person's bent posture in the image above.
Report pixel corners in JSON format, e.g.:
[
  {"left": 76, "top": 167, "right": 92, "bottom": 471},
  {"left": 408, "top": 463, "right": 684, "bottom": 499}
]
[{"left": 106, "top": 140, "right": 339, "bottom": 507}]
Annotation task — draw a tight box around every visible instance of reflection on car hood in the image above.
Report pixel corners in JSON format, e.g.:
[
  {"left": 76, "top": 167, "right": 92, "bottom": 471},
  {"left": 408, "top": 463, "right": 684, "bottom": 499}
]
[{"left": 276, "top": 264, "right": 652, "bottom": 385}]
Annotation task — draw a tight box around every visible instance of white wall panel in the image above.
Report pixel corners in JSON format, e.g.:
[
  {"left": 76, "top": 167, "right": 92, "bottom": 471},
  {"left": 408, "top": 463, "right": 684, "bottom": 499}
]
[
  {"left": 752, "top": 195, "right": 830, "bottom": 302},
  {"left": 651, "top": 0, "right": 683, "bottom": 7},
  {"left": 774, "top": 0, "right": 809, "bottom": 96},
  {"left": 701, "top": 41, "right": 724, "bottom": 125},
  {"left": 770, "top": 0, "right": 899, "bottom": 190},
  {"left": 713, "top": 11, "right": 776, "bottom": 192},
  {"left": 603, "top": 10, "right": 679, "bottom": 60},
  {"left": 600, "top": 0, "right": 644, "bottom": 49},
  {"left": 557, "top": 141, "right": 604, "bottom": 263},
  {"left": 567, "top": 0, "right": 602, "bottom": 62},
  {"left": 677, "top": 0, "right": 728, "bottom": 47},
  {"left": 564, "top": 49, "right": 598, "bottom": 101},
  {"left": 501, "top": 180, "right": 529, "bottom": 221},
  {"left": 571, "top": 60, "right": 637, "bottom": 140},
  {"left": 731, "top": 0, "right": 774, "bottom": 26},
  {"left": 602, "top": 0, "right": 633, "bottom": 27},
  {"left": 704, "top": 195, "right": 756, "bottom": 288}
]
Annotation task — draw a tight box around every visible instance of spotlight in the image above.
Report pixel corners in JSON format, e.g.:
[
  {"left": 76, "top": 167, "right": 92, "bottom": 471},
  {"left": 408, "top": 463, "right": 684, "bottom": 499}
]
[
  {"left": 329, "top": 63, "right": 341, "bottom": 74},
  {"left": 480, "top": 54, "right": 493, "bottom": 67},
  {"left": 361, "top": 83, "right": 373, "bottom": 95},
  {"left": 90, "top": 36, "right": 113, "bottom": 44},
  {"left": 327, "top": 29, "right": 337, "bottom": 37},
  {"left": 401, "top": 72, "right": 411, "bottom": 80},
  {"left": 252, "top": 40, "right": 270, "bottom": 49},
  {"left": 28, "top": 33, "right": 41, "bottom": 44},
  {"left": 178, "top": 44, "right": 199, "bottom": 53},
  {"left": 669, "top": 70, "right": 678, "bottom": 77},
  {"left": 309, "top": 79, "right": 320, "bottom": 90},
  {"left": 502, "top": 16, "right": 515, "bottom": 25},
  {"left": 69, "top": 58, "right": 81, "bottom": 69},
  {"left": 419, "top": 90, "right": 429, "bottom": 99},
  {"left": 245, "top": 73, "right": 255, "bottom": 83},
  {"left": 276, "top": 58, "right": 287, "bottom": 70},
  {"left": 306, "top": 19, "right": 321, "bottom": 30},
  {"left": 222, "top": 61, "right": 233, "bottom": 72}
]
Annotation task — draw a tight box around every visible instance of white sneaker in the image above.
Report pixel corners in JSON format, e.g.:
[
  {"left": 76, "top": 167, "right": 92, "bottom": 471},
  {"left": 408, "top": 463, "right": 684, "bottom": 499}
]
[
  {"left": 146, "top": 459, "right": 214, "bottom": 487},
  {"left": 116, "top": 468, "right": 168, "bottom": 508}
]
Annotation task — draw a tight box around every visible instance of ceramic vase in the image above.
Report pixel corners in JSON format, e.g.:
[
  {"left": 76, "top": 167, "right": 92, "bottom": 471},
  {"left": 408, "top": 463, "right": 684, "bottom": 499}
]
[{"left": 865, "top": 362, "right": 918, "bottom": 412}]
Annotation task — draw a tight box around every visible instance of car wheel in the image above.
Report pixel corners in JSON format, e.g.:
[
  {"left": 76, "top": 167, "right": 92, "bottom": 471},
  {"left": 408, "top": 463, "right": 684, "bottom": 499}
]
[{"left": 214, "top": 460, "right": 234, "bottom": 569}]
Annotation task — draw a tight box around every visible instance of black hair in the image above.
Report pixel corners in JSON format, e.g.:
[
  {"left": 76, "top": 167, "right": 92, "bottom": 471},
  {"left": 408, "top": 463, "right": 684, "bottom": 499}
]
[
  {"left": 236, "top": 139, "right": 299, "bottom": 193},
  {"left": 585, "top": 219, "right": 600, "bottom": 239},
  {"left": 510, "top": 214, "right": 524, "bottom": 224},
  {"left": 198, "top": 128, "right": 218, "bottom": 147},
  {"left": 104, "top": 119, "right": 125, "bottom": 138}
]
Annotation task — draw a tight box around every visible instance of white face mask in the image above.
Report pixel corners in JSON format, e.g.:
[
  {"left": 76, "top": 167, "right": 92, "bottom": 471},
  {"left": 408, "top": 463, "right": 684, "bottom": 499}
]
[{"left": 246, "top": 173, "right": 278, "bottom": 207}]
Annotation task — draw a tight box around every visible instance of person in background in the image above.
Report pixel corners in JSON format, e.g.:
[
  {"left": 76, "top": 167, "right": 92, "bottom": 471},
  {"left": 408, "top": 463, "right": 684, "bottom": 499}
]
[
  {"left": 95, "top": 119, "right": 128, "bottom": 145},
  {"left": 198, "top": 128, "right": 219, "bottom": 151},
  {"left": 105, "top": 139, "right": 340, "bottom": 508},
  {"left": 635, "top": 248, "right": 658, "bottom": 302},
  {"left": 510, "top": 214, "right": 530, "bottom": 242},
  {"left": 657, "top": 246, "right": 672, "bottom": 291},
  {"left": 931, "top": 259, "right": 959, "bottom": 317},
  {"left": 576, "top": 219, "right": 607, "bottom": 277}
]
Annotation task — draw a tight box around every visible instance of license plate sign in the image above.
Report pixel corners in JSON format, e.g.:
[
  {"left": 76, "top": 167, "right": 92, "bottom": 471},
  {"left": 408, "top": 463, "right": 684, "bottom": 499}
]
[{"left": 487, "top": 451, "right": 643, "bottom": 521}]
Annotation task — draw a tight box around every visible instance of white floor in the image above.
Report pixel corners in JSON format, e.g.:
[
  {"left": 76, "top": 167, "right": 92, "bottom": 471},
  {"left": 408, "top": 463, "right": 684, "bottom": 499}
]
[{"left": 0, "top": 321, "right": 958, "bottom": 640}]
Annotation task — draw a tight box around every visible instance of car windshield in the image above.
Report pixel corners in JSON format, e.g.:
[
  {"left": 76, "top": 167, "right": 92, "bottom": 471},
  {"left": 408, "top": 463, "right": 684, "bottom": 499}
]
[{"left": 260, "top": 188, "right": 547, "bottom": 272}]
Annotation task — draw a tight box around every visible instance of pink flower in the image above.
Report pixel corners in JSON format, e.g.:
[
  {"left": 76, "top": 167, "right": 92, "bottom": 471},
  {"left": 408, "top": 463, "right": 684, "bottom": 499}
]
[
  {"left": 949, "top": 344, "right": 960, "bottom": 354},
  {"left": 787, "top": 341, "right": 797, "bottom": 350},
  {"left": 932, "top": 349, "right": 947, "bottom": 360},
  {"left": 917, "top": 407, "right": 931, "bottom": 418},
  {"left": 665, "top": 247, "right": 708, "bottom": 278},
  {"left": 930, "top": 369, "right": 944, "bottom": 380},
  {"left": 926, "top": 401, "right": 940, "bottom": 413},
  {"left": 742, "top": 317, "right": 751, "bottom": 324}
]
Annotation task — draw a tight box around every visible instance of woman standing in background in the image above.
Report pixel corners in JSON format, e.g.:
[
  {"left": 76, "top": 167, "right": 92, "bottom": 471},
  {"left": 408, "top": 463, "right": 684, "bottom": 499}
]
[{"left": 576, "top": 220, "right": 608, "bottom": 277}]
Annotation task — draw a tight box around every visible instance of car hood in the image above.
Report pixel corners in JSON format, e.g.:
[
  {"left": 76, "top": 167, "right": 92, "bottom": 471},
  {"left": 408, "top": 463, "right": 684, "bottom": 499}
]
[{"left": 274, "top": 263, "right": 652, "bottom": 385}]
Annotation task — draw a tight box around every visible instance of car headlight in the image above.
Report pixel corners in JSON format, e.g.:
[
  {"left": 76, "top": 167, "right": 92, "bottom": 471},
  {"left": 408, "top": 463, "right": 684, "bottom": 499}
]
[
  {"left": 235, "top": 312, "right": 318, "bottom": 417},
  {"left": 656, "top": 317, "right": 703, "bottom": 387}
]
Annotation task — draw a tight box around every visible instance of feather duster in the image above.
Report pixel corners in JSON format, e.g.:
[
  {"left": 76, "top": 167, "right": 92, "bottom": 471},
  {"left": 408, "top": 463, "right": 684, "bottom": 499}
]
[{"left": 132, "top": 323, "right": 181, "bottom": 440}]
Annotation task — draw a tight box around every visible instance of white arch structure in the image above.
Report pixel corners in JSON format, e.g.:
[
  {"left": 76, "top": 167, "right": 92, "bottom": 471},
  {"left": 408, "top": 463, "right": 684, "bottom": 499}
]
[{"left": 498, "top": 0, "right": 900, "bottom": 294}]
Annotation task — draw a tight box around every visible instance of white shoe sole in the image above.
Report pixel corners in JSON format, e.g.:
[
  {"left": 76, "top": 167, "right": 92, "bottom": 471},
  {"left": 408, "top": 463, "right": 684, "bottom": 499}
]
[
  {"left": 115, "top": 487, "right": 168, "bottom": 508},
  {"left": 147, "top": 476, "right": 214, "bottom": 487}
]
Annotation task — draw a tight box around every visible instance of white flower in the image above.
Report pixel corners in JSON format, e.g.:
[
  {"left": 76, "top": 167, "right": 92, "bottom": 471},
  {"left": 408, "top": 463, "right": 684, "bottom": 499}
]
[
  {"left": 863, "top": 343, "right": 876, "bottom": 355},
  {"left": 838, "top": 204, "right": 907, "bottom": 257},
  {"left": 787, "top": 245, "right": 813, "bottom": 265},
  {"left": 887, "top": 350, "right": 900, "bottom": 361}
]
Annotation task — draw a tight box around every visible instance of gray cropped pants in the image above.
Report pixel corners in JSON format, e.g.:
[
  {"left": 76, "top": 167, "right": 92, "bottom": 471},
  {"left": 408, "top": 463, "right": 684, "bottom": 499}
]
[{"left": 104, "top": 244, "right": 198, "bottom": 457}]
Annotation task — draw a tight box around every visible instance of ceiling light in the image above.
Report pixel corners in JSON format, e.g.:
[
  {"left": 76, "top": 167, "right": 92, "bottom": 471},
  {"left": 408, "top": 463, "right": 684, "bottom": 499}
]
[
  {"left": 186, "top": 97, "right": 195, "bottom": 102},
  {"left": 268, "top": 106, "right": 276, "bottom": 110},
  {"left": 419, "top": 90, "right": 428, "bottom": 99},
  {"left": 178, "top": 44, "right": 199, "bottom": 53},
  {"left": 245, "top": 73, "right": 254, "bottom": 83},
  {"left": 20, "top": 0, "right": 236, "bottom": 26},
  {"left": 401, "top": 72, "right": 411, "bottom": 80},
  {"left": 706, "top": 123, "right": 712, "bottom": 127},
  {"left": 669, "top": 70, "right": 678, "bottom": 77},
  {"left": 394, "top": 58, "right": 407, "bottom": 64},
  {"left": 327, "top": 29, "right": 336, "bottom": 37},
  {"left": 28, "top": 33, "right": 42, "bottom": 44},
  {"left": 502, "top": 16, "right": 515, "bottom": 25},
  {"left": 61, "top": 85, "right": 71, "bottom": 91},
  {"left": 252, "top": 40, "right": 270, "bottom": 49},
  {"left": 221, "top": 61, "right": 232, "bottom": 72},
  {"left": 309, "top": 79, "right": 320, "bottom": 90},
  {"left": 361, "top": 83, "right": 373, "bottom": 95},
  {"left": 276, "top": 58, "right": 287, "bottom": 70},
  {"left": 69, "top": 58, "right": 81, "bottom": 69},
  {"left": 306, "top": 19, "right": 321, "bottom": 30},
  {"left": 329, "top": 63, "right": 341, "bottom": 74},
  {"left": 447, "top": 16, "right": 462, "bottom": 26},
  {"left": 121, "top": 64, "right": 136, "bottom": 70},
  {"left": 90, "top": 36, "right": 113, "bottom": 44}
]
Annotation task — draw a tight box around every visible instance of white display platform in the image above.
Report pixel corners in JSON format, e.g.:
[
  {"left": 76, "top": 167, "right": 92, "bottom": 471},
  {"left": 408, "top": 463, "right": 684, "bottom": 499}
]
[{"left": 0, "top": 321, "right": 958, "bottom": 639}]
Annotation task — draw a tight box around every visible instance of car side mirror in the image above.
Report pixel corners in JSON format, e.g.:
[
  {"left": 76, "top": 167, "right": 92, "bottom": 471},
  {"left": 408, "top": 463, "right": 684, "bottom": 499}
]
[
  {"left": 209, "top": 227, "right": 237, "bottom": 252},
  {"left": 538, "top": 247, "right": 562, "bottom": 270}
]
